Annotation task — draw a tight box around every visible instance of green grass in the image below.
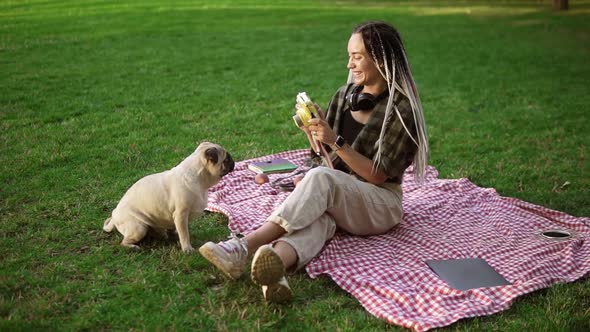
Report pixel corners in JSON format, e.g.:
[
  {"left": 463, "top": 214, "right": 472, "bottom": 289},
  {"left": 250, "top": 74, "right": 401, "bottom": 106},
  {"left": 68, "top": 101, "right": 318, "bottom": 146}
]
[{"left": 1, "top": 0, "right": 589, "bottom": 330}]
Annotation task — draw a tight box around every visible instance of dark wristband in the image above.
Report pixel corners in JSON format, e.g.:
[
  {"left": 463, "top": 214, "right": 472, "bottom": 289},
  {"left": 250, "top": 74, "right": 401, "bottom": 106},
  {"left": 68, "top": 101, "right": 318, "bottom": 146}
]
[{"left": 332, "top": 135, "right": 346, "bottom": 151}]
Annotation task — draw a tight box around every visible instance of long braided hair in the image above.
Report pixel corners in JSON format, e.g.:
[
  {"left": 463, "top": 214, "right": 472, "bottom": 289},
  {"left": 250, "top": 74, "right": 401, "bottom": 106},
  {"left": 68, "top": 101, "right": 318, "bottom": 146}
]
[{"left": 350, "top": 21, "right": 429, "bottom": 184}]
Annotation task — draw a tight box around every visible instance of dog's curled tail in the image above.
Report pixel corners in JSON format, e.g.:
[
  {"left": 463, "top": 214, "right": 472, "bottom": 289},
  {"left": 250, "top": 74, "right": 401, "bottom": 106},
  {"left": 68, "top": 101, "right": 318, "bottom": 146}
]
[{"left": 103, "top": 217, "right": 114, "bottom": 232}]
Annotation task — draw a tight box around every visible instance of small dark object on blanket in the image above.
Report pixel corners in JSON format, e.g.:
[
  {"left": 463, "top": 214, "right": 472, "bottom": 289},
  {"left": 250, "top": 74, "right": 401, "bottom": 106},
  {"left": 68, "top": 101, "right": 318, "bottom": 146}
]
[
  {"left": 270, "top": 169, "right": 307, "bottom": 192},
  {"left": 541, "top": 229, "right": 572, "bottom": 239}
]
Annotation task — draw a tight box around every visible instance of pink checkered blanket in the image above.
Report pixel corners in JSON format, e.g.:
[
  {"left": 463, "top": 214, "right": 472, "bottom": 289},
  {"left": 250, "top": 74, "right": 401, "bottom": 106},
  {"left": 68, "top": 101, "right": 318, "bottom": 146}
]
[{"left": 206, "top": 149, "right": 590, "bottom": 331}]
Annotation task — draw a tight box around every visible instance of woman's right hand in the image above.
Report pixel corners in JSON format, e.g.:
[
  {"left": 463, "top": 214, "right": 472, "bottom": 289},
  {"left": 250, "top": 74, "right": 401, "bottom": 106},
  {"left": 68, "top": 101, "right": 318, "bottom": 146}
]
[{"left": 295, "top": 103, "right": 326, "bottom": 154}]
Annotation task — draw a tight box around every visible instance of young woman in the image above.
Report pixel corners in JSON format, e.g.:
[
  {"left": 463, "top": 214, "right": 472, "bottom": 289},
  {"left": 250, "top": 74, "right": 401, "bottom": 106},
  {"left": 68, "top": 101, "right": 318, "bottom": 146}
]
[{"left": 199, "top": 21, "right": 428, "bottom": 303}]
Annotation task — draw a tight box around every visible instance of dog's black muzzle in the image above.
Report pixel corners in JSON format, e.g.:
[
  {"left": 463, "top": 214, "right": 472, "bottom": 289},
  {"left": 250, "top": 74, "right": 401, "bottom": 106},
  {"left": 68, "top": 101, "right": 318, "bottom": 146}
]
[{"left": 221, "top": 153, "right": 235, "bottom": 177}]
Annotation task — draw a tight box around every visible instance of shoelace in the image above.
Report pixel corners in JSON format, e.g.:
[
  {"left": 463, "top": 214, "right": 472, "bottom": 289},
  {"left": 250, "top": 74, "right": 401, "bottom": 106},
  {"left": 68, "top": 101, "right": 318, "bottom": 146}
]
[{"left": 225, "top": 233, "right": 248, "bottom": 258}]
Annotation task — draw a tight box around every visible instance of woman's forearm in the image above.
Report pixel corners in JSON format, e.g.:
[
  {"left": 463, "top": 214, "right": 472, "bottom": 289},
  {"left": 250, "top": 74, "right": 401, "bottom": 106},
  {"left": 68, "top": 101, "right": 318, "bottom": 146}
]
[{"left": 333, "top": 144, "right": 388, "bottom": 185}]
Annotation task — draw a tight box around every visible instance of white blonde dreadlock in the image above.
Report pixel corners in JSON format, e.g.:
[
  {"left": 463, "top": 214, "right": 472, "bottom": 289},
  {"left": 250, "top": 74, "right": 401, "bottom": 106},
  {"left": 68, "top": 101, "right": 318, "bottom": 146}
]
[{"left": 350, "top": 22, "right": 429, "bottom": 184}]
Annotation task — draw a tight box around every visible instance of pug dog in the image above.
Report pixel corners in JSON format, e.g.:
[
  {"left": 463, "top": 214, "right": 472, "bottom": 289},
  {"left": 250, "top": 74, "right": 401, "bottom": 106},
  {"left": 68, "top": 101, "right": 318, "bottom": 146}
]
[{"left": 103, "top": 142, "right": 234, "bottom": 253}]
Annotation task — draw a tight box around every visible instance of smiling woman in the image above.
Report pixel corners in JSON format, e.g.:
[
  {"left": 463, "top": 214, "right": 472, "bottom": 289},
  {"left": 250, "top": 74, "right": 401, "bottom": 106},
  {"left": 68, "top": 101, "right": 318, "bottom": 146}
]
[
  {"left": 347, "top": 21, "right": 428, "bottom": 184},
  {"left": 199, "top": 20, "right": 430, "bottom": 305},
  {"left": 347, "top": 34, "right": 384, "bottom": 90}
]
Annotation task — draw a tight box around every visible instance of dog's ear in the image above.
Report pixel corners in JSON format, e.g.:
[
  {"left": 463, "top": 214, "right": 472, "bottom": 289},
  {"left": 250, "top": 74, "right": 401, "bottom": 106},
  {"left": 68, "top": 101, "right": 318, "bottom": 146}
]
[{"left": 204, "top": 147, "right": 219, "bottom": 164}]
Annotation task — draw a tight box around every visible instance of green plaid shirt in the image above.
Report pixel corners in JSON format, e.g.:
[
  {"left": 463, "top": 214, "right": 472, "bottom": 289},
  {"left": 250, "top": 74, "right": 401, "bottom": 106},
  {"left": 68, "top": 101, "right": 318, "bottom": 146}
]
[{"left": 322, "top": 83, "right": 418, "bottom": 184}]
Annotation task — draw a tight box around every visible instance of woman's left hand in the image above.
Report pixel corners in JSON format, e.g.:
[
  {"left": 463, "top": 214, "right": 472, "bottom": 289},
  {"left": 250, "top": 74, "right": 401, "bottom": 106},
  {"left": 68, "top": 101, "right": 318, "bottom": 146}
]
[{"left": 308, "top": 118, "right": 337, "bottom": 146}]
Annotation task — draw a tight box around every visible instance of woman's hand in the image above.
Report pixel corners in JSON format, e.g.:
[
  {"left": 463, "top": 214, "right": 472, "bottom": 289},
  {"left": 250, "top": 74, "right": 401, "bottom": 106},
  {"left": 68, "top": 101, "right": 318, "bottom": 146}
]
[
  {"left": 307, "top": 114, "right": 389, "bottom": 185},
  {"left": 308, "top": 118, "right": 337, "bottom": 146},
  {"left": 295, "top": 103, "right": 328, "bottom": 155}
]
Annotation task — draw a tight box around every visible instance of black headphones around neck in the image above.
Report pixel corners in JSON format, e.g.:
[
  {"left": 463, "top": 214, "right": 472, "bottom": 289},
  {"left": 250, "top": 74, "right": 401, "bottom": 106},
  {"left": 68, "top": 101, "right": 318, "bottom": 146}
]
[{"left": 346, "top": 86, "right": 389, "bottom": 112}]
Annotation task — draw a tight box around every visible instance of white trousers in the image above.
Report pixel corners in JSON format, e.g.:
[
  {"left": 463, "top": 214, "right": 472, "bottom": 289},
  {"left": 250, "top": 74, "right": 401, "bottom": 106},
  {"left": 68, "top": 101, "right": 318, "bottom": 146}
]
[{"left": 266, "top": 167, "right": 403, "bottom": 270}]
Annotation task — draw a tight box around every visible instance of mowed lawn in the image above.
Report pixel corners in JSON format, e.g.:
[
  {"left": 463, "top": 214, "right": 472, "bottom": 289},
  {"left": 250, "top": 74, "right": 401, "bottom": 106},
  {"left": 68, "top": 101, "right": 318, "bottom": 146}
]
[{"left": 1, "top": 0, "right": 589, "bottom": 330}]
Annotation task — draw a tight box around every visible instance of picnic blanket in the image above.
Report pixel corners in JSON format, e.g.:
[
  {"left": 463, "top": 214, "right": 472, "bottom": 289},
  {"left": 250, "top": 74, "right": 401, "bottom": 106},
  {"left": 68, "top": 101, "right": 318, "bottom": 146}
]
[{"left": 206, "top": 149, "right": 590, "bottom": 331}]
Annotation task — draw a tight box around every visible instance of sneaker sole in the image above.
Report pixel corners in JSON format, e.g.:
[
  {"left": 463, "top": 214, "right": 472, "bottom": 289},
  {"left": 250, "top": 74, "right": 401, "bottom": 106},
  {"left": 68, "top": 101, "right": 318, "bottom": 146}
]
[
  {"left": 198, "top": 242, "right": 242, "bottom": 280},
  {"left": 251, "top": 245, "right": 285, "bottom": 286}
]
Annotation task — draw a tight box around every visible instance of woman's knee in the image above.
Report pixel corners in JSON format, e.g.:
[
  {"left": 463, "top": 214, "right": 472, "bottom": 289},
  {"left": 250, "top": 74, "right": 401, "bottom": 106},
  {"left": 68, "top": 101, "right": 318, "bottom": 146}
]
[{"left": 303, "top": 167, "right": 346, "bottom": 186}]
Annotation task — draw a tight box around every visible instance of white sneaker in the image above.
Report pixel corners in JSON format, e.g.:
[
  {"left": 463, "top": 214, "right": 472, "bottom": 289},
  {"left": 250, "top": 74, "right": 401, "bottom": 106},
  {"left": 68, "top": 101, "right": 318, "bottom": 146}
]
[
  {"left": 199, "top": 235, "right": 248, "bottom": 280},
  {"left": 251, "top": 245, "right": 293, "bottom": 303},
  {"left": 262, "top": 277, "right": 293, "bottom": 304}
]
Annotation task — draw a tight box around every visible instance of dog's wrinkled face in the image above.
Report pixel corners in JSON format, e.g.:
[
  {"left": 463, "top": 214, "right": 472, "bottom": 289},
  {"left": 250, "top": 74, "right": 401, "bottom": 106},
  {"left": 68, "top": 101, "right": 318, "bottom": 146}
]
[{"left": 196, "top": 142, "right": 234, "bottom": 180}]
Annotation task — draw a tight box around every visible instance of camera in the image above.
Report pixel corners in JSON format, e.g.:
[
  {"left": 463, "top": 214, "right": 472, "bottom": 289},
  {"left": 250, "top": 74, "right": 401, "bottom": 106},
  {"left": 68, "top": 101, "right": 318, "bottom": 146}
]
[{"left": 293, "top": 92, "right": 320, "bottom": 128}]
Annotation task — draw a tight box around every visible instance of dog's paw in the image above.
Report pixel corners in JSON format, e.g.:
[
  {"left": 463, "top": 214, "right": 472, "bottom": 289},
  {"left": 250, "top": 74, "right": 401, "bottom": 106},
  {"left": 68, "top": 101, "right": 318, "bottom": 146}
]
[
  {"left": 121, "top": 243, "right": 141, "bottom": 250},
  {"left": 182, "top": 246, "right": 195, "bottom": 254}
]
